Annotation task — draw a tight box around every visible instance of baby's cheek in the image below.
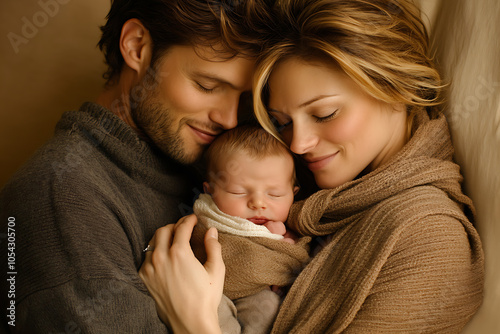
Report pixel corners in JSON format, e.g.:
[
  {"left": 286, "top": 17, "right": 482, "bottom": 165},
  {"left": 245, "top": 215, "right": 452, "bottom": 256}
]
[
  {"left": 213, "top": 195, "right": 245, "bottom": 217},
  {"left": 274, "top": 200, "right": 293, "bottom": 222}
]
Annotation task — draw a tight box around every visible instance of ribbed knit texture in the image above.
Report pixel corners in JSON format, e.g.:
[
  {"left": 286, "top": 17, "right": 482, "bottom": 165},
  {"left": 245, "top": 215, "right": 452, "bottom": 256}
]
[
  {"left": 271, "top": 112, "right": 485, "bottom": 333},
  {"left": 0, "top": 102, "right": 199, "bottom": 332}
]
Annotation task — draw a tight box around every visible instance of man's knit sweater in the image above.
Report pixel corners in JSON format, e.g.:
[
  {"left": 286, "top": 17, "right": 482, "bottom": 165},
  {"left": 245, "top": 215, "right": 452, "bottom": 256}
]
[{"left": 0, "top": 102, "right": 199, "bottom": 333}]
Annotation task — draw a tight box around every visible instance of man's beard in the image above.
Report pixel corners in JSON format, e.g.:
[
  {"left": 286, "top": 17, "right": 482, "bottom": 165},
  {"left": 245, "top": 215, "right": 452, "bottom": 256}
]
[{"left": 131, "top": 93, "right": 202, "bottom": 165}]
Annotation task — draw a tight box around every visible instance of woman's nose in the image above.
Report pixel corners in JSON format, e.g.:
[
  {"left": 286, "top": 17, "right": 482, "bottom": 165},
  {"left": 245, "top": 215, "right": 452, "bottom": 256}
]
[{"left": 289, "top": 123, "right": 318, "bottom": 154}]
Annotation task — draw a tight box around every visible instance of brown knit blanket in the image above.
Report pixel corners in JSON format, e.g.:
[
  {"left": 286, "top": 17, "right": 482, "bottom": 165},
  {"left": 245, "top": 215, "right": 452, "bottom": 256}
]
[
  {"left": 191, "top": 217, "right": 310, "bottom": 300},
  {"left": 272, "top": 112, "right": 485, "bottom": 333}
]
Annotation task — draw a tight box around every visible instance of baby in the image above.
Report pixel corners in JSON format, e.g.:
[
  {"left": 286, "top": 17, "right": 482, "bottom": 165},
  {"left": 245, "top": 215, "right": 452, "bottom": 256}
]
[
  {"left": 198, "top": 124, "right": 299, "bottom": 243},
  {"left": 191, "top": 125, "right": 310, "bottom": 334}
]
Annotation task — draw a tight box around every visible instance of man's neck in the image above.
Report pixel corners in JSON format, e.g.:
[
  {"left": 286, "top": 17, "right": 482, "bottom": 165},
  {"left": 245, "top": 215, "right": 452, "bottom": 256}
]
[{"left": 95, "top": 72, "right": 149, "bottom": 141}]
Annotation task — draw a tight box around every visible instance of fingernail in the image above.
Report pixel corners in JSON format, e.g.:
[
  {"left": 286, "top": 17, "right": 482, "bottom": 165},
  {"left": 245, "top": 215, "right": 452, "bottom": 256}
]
[{"left": 208, "top": 227, "right": 218, "bottom": 239}]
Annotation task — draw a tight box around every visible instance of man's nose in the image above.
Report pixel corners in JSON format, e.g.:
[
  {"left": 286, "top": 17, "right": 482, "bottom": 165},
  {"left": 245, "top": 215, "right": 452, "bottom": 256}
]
[{"left": 209, "top": 95, "right": 239, "bottom": 130}]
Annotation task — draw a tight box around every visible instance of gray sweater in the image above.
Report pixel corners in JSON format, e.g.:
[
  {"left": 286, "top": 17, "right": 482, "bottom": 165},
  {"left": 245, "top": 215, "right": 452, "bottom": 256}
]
[{"left": 1, "top": 102, "right": 200, "bottom": 333}]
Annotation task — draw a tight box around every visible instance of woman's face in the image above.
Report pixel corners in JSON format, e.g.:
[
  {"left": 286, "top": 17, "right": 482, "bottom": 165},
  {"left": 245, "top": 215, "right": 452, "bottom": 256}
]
[{"left": 267, "top": 58, "right": 408, "bottom": 189}]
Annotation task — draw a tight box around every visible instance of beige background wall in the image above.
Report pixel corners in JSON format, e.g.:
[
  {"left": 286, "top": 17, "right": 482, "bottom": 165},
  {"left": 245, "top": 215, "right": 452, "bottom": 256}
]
[
  {"left": 0, "top": 0, "right": 109, "bottom": 188},
  {"left": 0, "top": 1, "right": 498, "bottom": 333},
  {"left": 430, "top": 1, "right": 500, "bottom": 333}
]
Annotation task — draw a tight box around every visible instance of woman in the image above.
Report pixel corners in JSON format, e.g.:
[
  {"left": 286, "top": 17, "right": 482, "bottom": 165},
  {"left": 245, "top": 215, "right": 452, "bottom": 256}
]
[{"left": 140, "top": 0, "right": 484, "bottom": 332}]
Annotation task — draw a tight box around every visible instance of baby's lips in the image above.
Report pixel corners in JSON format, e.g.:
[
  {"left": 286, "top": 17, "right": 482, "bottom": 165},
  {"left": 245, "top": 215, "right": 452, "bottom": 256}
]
[{"left": 247, "top": 217, "right": 270, "bottom": 225}]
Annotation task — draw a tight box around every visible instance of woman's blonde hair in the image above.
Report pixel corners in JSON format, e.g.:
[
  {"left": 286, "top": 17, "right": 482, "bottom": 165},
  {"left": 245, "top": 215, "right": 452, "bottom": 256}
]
[{"left": 254, "top": 0, "right": 443, "bottom": 140}]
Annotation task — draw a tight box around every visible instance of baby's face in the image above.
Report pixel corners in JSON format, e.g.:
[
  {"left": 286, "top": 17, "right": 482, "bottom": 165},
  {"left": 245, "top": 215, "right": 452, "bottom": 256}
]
[{"left": 206, "top": 152, "right": 296, "bottom": 224}]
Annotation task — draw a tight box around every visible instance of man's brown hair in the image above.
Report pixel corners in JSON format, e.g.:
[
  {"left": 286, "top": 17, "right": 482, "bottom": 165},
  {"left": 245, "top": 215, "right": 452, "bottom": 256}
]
[{"left": 98, "top": 0, "right": 274, "bottom": 84}]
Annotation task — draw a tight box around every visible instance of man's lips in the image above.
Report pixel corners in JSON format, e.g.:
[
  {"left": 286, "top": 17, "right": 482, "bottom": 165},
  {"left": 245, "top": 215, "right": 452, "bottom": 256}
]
[
  {"left": 247, "top": 217, "right": 270, "bottom": 225},
  {"left": 304, "top": 152, "right": 339, "bottom": 171},
  {"left": 188, "top": 125, "right": 219, "bottom": 144}
]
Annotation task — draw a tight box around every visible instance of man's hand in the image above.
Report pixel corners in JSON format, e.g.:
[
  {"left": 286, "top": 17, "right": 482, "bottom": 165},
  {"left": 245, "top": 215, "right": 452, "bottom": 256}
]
[{"left": 139, "top": 215, "right": 225, "bottom": 334}]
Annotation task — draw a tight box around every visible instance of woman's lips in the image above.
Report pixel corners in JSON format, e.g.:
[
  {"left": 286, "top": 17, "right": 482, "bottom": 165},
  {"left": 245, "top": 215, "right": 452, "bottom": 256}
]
[
  {"left": 247, "top": 217, "right": 270, "bottom": 225},
  {"left": 305, "top": 152, "right": 338, "bottom": 171},
  {"left": 188, "top": 125, "right": 218, "bottom": 144}
]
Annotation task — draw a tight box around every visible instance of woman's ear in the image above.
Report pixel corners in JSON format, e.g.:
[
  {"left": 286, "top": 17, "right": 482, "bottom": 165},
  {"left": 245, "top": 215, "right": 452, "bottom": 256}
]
[
  {"left": 293, "top": 186, "right": 300, "bottom": 195},
  {"left": 119, "top": 18, "right": 152, "bottom": 77}
]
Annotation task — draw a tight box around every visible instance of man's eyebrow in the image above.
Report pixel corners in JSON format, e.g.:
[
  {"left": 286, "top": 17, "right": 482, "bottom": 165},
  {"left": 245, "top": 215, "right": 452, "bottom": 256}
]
[
  {"left": 298, "top": 94, "right": 338, "bottom": 108},
  {"left": 192, "top": 71, "right": 241, "bottom": 90}
]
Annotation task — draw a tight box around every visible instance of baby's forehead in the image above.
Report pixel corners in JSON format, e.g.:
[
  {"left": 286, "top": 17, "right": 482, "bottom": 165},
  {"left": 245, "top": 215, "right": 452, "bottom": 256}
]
[
  {"left": 209, "top": 150, "right": 294, "bottom": 185},
  {"left": 215, "top": 150, "right": 293, "bottom": 170}
]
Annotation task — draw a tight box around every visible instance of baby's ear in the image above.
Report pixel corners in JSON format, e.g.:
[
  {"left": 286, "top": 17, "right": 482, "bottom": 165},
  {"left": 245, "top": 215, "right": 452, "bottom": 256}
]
[
  {"left": 203, "top": 182, "right": 213, "bottom": 194},
  {"left": 293, "top": 186, "right": 300, "bottom": 195}
]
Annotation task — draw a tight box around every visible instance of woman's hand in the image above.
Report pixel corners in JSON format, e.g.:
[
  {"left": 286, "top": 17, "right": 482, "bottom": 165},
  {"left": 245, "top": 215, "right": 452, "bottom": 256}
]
[{"left": 139, "top": 214, "right": 225, "bottom": 334}]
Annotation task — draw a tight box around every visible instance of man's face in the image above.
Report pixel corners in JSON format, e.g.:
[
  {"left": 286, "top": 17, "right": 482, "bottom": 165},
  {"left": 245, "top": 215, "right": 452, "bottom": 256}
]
[{"left": 133, "top": 45, "right": 255, "bottom": 164}]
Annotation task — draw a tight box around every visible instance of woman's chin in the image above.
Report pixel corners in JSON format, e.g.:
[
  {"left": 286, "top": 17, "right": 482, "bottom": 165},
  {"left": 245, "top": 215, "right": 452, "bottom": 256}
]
[{"left": 314, "top": 175, "right": 343, "bottom": 190}]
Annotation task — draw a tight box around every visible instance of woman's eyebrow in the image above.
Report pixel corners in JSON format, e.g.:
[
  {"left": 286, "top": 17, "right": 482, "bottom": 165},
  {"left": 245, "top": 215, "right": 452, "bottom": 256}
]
[
  {"left": 268, "top": 94, "right": 339, "bottom": 114},
  {"left": 298, "top": 94, "right": 338, "bottom": 108}
]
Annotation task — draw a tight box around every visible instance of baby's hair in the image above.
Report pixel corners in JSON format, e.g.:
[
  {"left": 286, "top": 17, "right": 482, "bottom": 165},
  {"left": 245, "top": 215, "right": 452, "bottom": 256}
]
[{"left": 205, "top": 124, "right": 296, "bottom": 184}]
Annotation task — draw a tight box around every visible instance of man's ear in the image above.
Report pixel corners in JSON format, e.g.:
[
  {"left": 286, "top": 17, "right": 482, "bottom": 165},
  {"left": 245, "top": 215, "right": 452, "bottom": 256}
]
[
  {"left": 293, "top": 186, "right": 300, "bottom": 195},
  {"left": 119, "top": 18, "right": 152, "bottom": 77}
]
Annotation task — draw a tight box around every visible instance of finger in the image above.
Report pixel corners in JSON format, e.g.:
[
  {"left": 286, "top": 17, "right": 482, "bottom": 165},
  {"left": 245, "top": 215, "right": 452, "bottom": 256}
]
[
  {"left": 148, "top": 224, "right": 175, "bottom": 260},
  {"left": 171, "top": 214, "right": 198, "bottom": 246},
  {"left": 203, "top": 227, "right": 225, "bottom": 278},
  {"left": 139, "top": 228, "right": 165, "bottom": 280},
  {"left": 142, "top": 230, "right": 157, "bottom": 265}
]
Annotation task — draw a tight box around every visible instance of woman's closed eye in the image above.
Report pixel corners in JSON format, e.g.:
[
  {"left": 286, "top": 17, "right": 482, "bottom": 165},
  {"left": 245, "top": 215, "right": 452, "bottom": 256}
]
[{"left": 314, "top": 109, "right": 338, "bottom": 123}]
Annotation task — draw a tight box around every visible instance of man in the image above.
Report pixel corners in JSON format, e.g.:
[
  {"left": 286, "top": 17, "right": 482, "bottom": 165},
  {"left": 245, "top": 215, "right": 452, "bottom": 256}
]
[{"left": 0, "top": 0, "right": 273, "bottom": 332}]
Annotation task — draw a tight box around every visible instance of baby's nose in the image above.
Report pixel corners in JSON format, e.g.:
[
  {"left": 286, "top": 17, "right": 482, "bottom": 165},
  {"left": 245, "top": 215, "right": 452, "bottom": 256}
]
[{"left": 248, "top": 196, "right": 267, "bottom": 210}]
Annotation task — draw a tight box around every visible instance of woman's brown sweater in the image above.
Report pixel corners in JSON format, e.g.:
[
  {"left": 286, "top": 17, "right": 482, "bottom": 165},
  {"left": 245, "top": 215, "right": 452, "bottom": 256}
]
[{"left": 272, "top": 112, "right": 484, "bottom": 333}]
